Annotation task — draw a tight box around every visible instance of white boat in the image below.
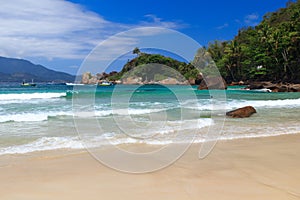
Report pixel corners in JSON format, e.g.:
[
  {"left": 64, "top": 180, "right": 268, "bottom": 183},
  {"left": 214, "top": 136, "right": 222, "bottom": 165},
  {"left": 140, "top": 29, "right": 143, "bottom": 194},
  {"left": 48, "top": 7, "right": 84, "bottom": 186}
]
[
  {"left": 252, "top": 88, "right": 272, "bottom": 93},
  {"left": 98, "top": 81, "right": 113, "bottom": 86},
  {"left": 21, "top": 79, "right": 36, "bottom": 87}
]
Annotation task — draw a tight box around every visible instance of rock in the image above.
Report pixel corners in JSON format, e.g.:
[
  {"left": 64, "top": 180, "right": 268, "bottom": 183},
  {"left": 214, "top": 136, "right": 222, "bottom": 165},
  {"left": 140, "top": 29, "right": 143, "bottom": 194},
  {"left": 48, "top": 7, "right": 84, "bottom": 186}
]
[
  {"left": 229, "top": 81, "right": 245, "bottom": 86},
  {"left": 238, "top": 81, "right": 245, "bottom": 85},
  {"left": 88, "top": 76, "right": 98, "bottom": 84},
  {"left": 188, "top": 78, "right": 195, "bottom": 85},
  {"left": 198, "top": 76, "right": 227, "bottom": 90},
  {"left": 278, "top": 85, "right": 289, "bottom": 92},
  {"left": 246, "top": 81, "right": 274, "bottom": 90},
  {"left": 122, "top": 77, "right": 142, "bottom": 84},
  {"left": 195, "top": 73, "right": 204, "bottom": 85},
  {"left": 226, "top": 106, "right": 257, "bottom": 118},
  {"left": 96, "top": 72, "right": 106, "bottom": 80},
  {"left": 114, "top": 80, "right": 122, "bottom": 84},
  {"left": 228, "top": 81, "right": 238, "bottom": 86},
  {"left": 247, "top": 83, "right": 263, "bottom": 90},
  {"left": 159, "top": 77, "right": 179, "bottom": 85},
  {"left": 289, "top": 84, "right": 300, "bottom": 92},
  {"left": 246, "top": 82, "right": 300, "bottom": 93},
  {"left": 81, "top": 72, "right": 92, "bottom": 84}
]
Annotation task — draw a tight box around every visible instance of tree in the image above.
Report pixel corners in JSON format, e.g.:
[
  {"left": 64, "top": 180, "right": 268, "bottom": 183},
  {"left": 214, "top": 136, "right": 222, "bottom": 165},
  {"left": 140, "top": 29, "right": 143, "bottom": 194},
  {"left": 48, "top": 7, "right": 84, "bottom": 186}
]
[
  {"left": 207, "top": 0, "right": 300, "bottom": 83},
  {"left": 133, "top": 47, "right": 141, "bottom": 56}
]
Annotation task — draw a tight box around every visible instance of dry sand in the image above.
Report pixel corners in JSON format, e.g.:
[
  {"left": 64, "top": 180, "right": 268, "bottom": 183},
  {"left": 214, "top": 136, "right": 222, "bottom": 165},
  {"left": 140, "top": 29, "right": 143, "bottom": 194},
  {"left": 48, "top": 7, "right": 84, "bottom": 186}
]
[{"left": 1, "top": 134, "right": 300, "bottom": 200}]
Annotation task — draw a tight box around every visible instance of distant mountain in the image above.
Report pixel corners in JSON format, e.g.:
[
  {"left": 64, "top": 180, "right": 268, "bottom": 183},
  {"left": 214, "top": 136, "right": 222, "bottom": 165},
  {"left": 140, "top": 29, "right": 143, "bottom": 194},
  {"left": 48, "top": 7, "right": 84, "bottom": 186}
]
[{"left": 0, "top": 56, "right": 75, "bottom": 82}]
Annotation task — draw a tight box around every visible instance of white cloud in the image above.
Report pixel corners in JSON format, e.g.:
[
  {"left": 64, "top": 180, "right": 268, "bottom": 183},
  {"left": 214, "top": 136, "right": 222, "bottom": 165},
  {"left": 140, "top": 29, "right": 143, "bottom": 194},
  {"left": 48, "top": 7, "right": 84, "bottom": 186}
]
[
  {"left": 244, "top": 13, "right": 260, "bottom": 26},
  {"left": 0, "top": 0, "right": 183, "bottom": 60},
  {"left": 142, "top": 14, "right": 186, "bottom": 29},
  {"left": 216, "top": 23, "right": 229, "bottom": 30}
]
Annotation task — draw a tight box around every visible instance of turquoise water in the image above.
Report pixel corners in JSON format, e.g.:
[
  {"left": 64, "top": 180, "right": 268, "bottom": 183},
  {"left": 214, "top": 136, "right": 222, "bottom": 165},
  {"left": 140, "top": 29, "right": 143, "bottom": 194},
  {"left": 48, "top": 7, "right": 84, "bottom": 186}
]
[{"left": 0, "top": 83, "right": 300, "bottom": 155}]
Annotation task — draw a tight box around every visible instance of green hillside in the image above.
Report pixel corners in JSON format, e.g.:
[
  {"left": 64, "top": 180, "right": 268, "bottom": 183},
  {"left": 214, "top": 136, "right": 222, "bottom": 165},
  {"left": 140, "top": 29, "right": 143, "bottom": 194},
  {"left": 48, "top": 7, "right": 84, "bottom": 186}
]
[
  {"left": 207, "top": 0, "right": 300, "bottom": 83},
  {"left": 108, "top": 49, "right": 200, "bottom": 82}
]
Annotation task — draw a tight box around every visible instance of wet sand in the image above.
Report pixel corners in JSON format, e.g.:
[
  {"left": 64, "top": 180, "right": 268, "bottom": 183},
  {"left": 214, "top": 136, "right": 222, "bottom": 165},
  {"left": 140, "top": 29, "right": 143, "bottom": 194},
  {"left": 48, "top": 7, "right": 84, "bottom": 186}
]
[{"left": 1, "top": 134, "right": 300, "bottom": 200}]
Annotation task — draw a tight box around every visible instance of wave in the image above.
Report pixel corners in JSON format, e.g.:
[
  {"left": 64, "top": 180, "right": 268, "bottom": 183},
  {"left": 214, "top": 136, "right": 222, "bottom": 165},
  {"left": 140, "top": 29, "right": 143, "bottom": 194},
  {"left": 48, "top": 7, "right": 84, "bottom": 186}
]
[
  {"left": 182, "top": 98, "right": 300, "bottom": 111},
  {"left": 0, "top": 136, "right": 84, "bottom": 155},
  {"left": 194, "top": 131, "right": 300, "bottom": 143},
  {"left": 0, "top": 107, "right": 170, "bottom": 123},
  {"left": 0, "top": 118, "right": 213, "bottom": 155},
  {"left": 1, "top": 132, "right": 299, "bottom": 155},
  {"left": 0, "top": 111, "right": 73, "bottom": 123},
  {"left": 112, "top": 118, "right": 213, "bottom": 138},
  {"left": 226, "top": 98, "right": 300, "bottom": 109},
  {"left": 0, "top": 92, "right": 66, "bottom": 101},
  {"left": 2, "top": 97, "right": 300, "bottom": 123},
  {"left": 1, "top": 118, "right": 299, "bottom": 155},
  {"left": 96, "top": 108, "right": 167, "bottom": 117}
]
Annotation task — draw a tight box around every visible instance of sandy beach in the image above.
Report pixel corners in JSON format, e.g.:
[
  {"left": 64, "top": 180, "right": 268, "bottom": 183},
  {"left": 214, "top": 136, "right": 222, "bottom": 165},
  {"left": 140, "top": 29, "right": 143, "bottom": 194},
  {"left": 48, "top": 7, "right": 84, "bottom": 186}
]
[{"left": 0, "top": 134, "right": 300, "bottom": 200}]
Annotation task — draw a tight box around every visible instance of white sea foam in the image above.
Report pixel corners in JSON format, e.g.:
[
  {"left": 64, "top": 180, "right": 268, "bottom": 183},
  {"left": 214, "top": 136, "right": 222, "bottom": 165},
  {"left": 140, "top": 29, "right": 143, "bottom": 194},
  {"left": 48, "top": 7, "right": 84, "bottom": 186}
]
[
  {"left": 101, "top": 118, "right": 213, "bottom": 143},
  {"left": 182, "top": 98, "right": 300, "bottom": 111},
  {"left": 0, "top": 108, "right": 168, "bottom": 123},
  {"left": 0, "top": 92, "right": 66, "bottom": 101},
  {"left": 226, "top": 98, "right": 300, "bottom": 109},
  {"left": 94, "top": 108, "right": 167, "bottom": 117},
  {"left": 0, "top": 131, "right": 125, "bottom": 155},
  {"left": 193, "top": 131, "right": 300, "bottom": 143},
  {"left": 0, "top": 118, "right": 213, "bottom": 155},
  {"left": 0, "top": 136, "right": 84, "bottom": 155},
  {"left": 1, "top": 122, "right": 299, "bottom": 155},
  {"left": 0, "top": 111, "right": 73, "bottom": 123}
]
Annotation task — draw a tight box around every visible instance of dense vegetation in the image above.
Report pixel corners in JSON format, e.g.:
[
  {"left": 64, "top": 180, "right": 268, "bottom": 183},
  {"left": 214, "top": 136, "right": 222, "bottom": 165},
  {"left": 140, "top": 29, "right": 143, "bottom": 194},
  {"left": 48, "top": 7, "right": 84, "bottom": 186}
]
[
  {"left": 207, "top": 0, "right": 300, "bottom": 83},
  {"left": 108, "top": 48, "right": 200, "bottom": 82}
]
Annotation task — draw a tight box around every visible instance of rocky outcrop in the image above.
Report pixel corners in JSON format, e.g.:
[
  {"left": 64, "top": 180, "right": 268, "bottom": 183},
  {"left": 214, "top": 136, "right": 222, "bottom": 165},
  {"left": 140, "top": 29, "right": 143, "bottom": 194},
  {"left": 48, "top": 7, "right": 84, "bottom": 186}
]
[
  {"left": 81, "top": 71, "right": 118, "bottom": 84},
  {"left": 290, "top": 85, "right": 300, "bottom": 92},
  {"left": 226, "top": 106, "right": 257, "bottom": 118},
  {"left": 198, "top": 76, "right": 227, "bottom": 90},
  {"left": 245, "top": 82, "right": 300, "bottom": 92},
  {"left": 159, "top": 77, "right": 183, "bottom": 85},
  {"left": 229, "top": 81, "right": 246, "bottom": 86},
  {"left": 81, "top": 72, "right": 92, "bottom": 84},
  {"left": 122, "top": 77, "right": 143, "bottom": 84},
  {"left": 121, "top": 76, "right": 189, "bottom": 85}
]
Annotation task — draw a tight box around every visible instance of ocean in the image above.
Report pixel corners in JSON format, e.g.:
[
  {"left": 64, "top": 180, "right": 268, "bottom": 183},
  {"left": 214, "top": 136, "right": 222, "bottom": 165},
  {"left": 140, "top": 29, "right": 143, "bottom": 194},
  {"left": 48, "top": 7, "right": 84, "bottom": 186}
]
[{"left": 0, "top": 83, "right": 300, "bottom": 155}]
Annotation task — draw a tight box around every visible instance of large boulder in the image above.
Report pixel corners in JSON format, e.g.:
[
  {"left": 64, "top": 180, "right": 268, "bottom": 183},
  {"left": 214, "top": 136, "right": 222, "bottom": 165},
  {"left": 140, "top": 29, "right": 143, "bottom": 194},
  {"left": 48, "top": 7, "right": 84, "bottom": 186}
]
[
  {"left": 226, "top": 106, "right": 257, "bottom": 118},
  {"left": 198, "top": 76, "right": 227, "bottom": 90},
  {"left": 81, "top": 72, "right": 92, "bottom": 84}
]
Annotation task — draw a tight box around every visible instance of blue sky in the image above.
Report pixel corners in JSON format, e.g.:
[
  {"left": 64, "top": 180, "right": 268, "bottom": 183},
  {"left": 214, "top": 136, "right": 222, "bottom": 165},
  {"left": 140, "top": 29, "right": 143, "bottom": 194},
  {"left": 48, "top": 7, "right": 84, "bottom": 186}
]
[{"left": 0, "top": 0, "right": 288, "bottom": 75}]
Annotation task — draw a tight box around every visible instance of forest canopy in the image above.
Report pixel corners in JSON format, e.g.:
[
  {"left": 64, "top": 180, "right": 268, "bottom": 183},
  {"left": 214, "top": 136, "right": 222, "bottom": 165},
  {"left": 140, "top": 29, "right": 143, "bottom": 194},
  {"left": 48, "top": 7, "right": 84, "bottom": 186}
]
[{"left": 207, "top": 0, "right": 300, "bottom": 83}]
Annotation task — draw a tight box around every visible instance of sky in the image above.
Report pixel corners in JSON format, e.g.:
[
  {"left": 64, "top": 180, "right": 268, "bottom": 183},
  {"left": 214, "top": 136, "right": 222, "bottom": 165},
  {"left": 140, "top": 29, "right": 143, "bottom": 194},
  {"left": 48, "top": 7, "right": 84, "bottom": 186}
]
[{"left": 0, "top": 0, "right": 288, "bottom": 75}]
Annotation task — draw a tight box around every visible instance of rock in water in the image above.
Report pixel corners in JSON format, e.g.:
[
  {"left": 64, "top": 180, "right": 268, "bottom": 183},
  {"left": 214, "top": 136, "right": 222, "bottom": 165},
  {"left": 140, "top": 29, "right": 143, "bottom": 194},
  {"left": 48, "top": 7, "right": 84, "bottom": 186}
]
[
  {"left": 198, "top": 76, "right": 227, "bottom": 90},
  {"left": 226, "top": 106, "right": 257, "bottom": 118}
]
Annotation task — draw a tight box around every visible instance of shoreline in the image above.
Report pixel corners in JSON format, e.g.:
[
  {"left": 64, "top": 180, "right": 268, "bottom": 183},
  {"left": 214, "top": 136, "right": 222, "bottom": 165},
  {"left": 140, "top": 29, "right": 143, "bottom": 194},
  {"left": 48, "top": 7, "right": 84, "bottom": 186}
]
[
  {"left": 1, "top": 134, "right": 300, "bottom": 199},
  {"left": 1, "top": 131, "right": 300, "bottom": 156}
]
